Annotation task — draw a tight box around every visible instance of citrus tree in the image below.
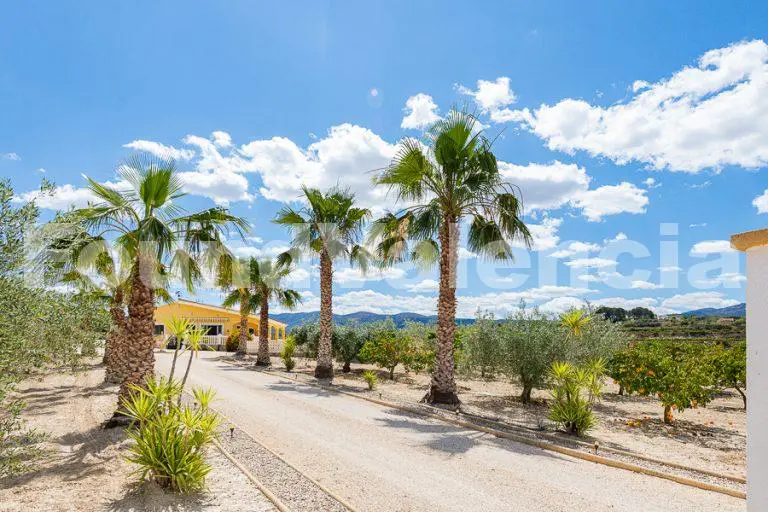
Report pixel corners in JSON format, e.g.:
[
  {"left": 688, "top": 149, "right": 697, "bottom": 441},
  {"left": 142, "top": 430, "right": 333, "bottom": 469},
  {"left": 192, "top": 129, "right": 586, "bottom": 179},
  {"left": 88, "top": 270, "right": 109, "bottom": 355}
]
[
  {"left": 710, "top": 341, "right": 746, "bottom": 410},
  {"left": 610, "top": 340, "right": 718, "bottom": 423}
]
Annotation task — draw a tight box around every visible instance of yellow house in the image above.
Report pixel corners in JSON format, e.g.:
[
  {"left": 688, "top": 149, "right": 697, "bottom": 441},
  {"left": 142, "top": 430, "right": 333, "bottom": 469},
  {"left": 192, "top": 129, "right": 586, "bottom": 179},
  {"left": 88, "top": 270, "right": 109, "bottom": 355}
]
[{"left": 153, "top": 299, "right": 287, "bottom": 353}]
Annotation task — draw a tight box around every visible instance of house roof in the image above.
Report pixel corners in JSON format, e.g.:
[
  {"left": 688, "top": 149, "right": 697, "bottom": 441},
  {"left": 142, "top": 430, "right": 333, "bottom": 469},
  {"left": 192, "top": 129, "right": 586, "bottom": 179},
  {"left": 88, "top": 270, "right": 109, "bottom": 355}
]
[
  {"left": 159, "top": 299, "right": 287, "bottom": 327},
  {"left": 731, "top": 228, "right": 768, "bottom": 252}
]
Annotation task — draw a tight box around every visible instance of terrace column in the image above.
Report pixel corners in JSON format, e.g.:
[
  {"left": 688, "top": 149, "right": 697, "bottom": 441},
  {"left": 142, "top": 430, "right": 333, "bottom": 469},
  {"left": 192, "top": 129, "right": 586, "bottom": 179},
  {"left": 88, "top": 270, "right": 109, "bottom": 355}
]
[{"left": 732, "top": 229, "right": 768, "bottom": 510}]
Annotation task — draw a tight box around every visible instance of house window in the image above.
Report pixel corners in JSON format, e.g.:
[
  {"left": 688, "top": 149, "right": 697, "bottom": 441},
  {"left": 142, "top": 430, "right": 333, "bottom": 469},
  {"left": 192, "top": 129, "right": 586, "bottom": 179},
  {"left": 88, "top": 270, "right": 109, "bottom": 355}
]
[
  {"left": 201, "top": 324, "right": 223, "bottom": 336},
  {"left": 248, "top": 328, "right": 255, "bottom": 335},
  {"left": 154, "top": 324, "right": 165, "bottom": 336},
  {"left": 271, "top": 326, "right": 276, "bottom": 340}
]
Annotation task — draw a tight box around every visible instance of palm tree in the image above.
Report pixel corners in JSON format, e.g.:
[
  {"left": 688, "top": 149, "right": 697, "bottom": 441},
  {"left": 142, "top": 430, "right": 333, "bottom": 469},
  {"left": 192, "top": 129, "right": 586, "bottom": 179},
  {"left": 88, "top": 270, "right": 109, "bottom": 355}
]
[
  {"left": 251, "top": 258, "right": 302, "bottom": 366},
  {"left": 219, "top": 257, "right": 256, "bottom": 358},
  {"left": 38, "top": 217, "right": 130, "bottom": 384},
  {"left": 68, "top": 155, "right": 248, "bottom": 415},
  {"left": 221, "top": 257, "right": 302, "bottom": 364},
  {"left": 372, "top": 110, "right": 531, "bottom": 404},
  {"left": 274, "top": 186, "right": 370, "bottom": 379}
]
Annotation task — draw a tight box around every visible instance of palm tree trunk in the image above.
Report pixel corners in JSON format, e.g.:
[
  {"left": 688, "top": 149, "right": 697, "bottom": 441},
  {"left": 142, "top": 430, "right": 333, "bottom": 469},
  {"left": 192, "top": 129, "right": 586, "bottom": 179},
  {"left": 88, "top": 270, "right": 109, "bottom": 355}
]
[
  {"left": 424, "top": 216, "right": 460, "bottom": 405},
  {"left": 256, "top": 291, "right": 271, "bottom": 366},
  {"left": 110, "top": 256, "right": 156, "bottom": 423},
  {"left": 237, "top": 295, "right": 248, "bottom": 357},
  {"left": 104, "top": 288, "right": 127, "bottom": 384},
  {"left": 315, "top": 250, "right": 334, "bottom": 379}
]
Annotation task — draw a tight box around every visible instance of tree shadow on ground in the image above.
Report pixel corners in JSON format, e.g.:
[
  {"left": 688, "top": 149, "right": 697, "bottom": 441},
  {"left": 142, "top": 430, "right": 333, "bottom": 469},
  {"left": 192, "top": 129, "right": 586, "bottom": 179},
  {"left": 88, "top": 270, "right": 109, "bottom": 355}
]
[
  {"left": 605, "top": 416, "right": 744, "bottom": 452},
  {"left": 374, "top": 408, "right": 565, "bottom": 462},
  {"left": 263, "top": 382, "right": 333, "bottom": 398},
  {"left": 0, "top": 424, "right": 127, "bottom": 490},
  {"left": 106, "top": 481, "right": 209, "bottom": 512}
]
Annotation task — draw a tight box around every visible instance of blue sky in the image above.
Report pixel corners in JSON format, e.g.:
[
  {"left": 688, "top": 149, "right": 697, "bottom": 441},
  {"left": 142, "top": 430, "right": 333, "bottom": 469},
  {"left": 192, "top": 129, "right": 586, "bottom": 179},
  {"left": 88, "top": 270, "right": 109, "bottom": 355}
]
[{"left": 2, "top": 1, "right": 767, "bottom": 317}]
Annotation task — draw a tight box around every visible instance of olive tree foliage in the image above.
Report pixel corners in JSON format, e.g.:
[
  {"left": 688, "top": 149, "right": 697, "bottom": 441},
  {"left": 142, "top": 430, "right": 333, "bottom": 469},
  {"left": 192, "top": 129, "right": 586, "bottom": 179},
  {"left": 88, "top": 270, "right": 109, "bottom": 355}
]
[
  {"left": 462, "top": 312, "right": 503, "bottom": 378},
  {"left": 334, "top": 322, "right": 368, "bottom": 372},
  {"left": 498, "top": 309, "right": 564, "bottom": 403},
  {"left": 0, "top": 180, "right": 110, "bottom": 475},
  {"left": 461, "top": 308, "right": 630, "bottom": 403}
]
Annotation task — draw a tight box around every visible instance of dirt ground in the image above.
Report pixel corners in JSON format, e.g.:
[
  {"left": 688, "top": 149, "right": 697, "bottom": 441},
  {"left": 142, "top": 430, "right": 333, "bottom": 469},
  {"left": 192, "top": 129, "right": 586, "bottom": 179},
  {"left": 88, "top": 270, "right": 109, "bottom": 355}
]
[
  {"left": 0, "top": 361, "right": 275, "bottom": 512},
  {"left": 281, "top": 355, "right": 746, "bottom": 479}
]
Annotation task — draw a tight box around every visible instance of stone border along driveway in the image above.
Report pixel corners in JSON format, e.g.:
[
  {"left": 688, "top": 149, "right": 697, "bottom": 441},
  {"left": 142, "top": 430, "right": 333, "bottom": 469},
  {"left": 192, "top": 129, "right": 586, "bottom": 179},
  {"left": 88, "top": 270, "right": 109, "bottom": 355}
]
[
  {"left": 221, "top": 357, "right": 746, "bottom": 500},
  {"left": 215, "top": 422, "right": 352, "bottom": 512},
  {"left": 177, "top": 388, "right": 353, "bottom": 512}
]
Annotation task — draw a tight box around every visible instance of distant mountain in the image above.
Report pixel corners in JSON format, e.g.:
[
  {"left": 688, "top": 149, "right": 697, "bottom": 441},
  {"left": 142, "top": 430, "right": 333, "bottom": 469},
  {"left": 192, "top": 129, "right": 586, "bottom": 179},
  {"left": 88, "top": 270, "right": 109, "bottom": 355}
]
[
  {"left": 270, "top": 311, "right": 475, "bottom": 330},
  {"left": 682, "top": 303, "right": 746, "bottom": 318}
]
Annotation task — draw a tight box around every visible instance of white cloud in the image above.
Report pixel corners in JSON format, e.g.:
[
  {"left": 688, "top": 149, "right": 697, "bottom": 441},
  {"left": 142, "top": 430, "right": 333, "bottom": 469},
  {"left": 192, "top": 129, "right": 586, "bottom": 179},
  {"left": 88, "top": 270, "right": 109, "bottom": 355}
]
[
  {"left": 333, "top": 266, "right": 407, "bottom": 284},
  {"left": 284, "top": 267, "right": 310, "bottom": 285},
  {"left": 658, "top": 265, "right": 683, "bottom": 272},
  {"left": 631, "top": 280, "right": 663, "bottom": 290},
  {"left": 457, "top": 77, "right": 517, "bottom": 117},
  {"left": 123, "top": 140, "right": 195, "bottom": 161},
  {"left": 246, "top": 236, "right": 264, "bottom": 244},
  {"left": 499, "top": 161, "right": 590, "bottom": 212},
  {"left": 571, "top": 182, "right": 649, "bottom": 222},
  {"left": 13, "top": 184, "right": 96, "bottom": 210},
  {"left": 212, "top": 131, "right": 233, "bottom": 148},
  {"left": 2, "top": 152, "right": 20, "bottom": 161},
  {"left": 178, "top": 169, "right": 253, "bottom": 205},
  {"left": 283, "top": 285, "right": 595, "bottom": 317},
  {"left": 753, "top": 189, "right": 768, "bottom": 214},
  {"left": 643, "top": 177, "right": 661, "bottom": 188},
  {"left": 661, "top": 292, "right": 740, "bottom": 312},
  {"left": 564, "top": 257, "right": 617, "bottom": 269},
  {"left": 231, "top": 245, "right": 291, "bottom": 259},
  {"left": 520, "top": 217, "right": 562, "bottom": 251},
  {"left": 458, "top": 247, "right": 477, "bottom": 260},
  {"left": 405, "top": 279, "right": 439, "bottom": 293},
  {"left": 694, "top": 272, "right": 746, "bottom": 287},
  {"left": 401, "top": 93, "right": 441, "bottom": 130},
  {"left": 241, "top": 124, "right": 399, "bottom": 213},
  {"left": 507, "top": 40, "right": 768, "bottom": 172},
  {"left": 690, "top": 240, "right": 735, "bottom": 255},
  {"left": 577, "top": 271, "right": 622, "bottom": 283},
  {"left": 549, "top": 241, "right": 601, "bottom": 259}
]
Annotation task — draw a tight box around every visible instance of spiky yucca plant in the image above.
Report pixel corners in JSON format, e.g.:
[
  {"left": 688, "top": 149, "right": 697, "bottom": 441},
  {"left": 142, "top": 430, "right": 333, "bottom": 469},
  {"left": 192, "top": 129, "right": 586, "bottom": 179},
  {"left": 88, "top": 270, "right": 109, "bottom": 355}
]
[{"left": 122, "top": 376, "right": 220, "bottom": 493}]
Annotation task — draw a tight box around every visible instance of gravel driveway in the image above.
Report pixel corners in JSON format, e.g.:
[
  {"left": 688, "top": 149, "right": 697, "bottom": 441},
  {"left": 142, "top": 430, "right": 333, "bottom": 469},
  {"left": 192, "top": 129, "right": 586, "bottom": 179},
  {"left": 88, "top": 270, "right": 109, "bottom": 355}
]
[{"left": 156, "top": 352, "right": 745, "bottom": 512}]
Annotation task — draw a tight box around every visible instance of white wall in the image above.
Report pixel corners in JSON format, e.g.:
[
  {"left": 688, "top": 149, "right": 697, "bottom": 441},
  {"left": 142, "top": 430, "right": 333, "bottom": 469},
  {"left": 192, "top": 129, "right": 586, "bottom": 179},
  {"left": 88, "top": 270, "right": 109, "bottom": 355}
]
[{"left": 747, "top": 245, "right": 768, "bottom": 510}]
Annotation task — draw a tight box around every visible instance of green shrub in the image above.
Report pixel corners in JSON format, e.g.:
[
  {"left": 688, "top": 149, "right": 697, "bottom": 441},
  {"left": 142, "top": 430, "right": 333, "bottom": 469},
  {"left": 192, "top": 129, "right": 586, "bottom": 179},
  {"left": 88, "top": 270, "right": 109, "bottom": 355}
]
[
  {"left": 122, "top": 377, "right": 221, "bottom": 493},
  {"left": 710, "top": 341, "right": 747, "bottom": 409},
  {"left": 548, "top": 359, "right": 605, "bottom": 436},
  {"left": 610, "top": 340, "right": 718, "bottom": 423},
  {"left": 280, "top": 337, "right": 296, "bottom": 371},
  {"left": 225, "top": 328, "right": 241, "bottom": 352},
  {"left": 362, "top": 370, "right": 378, "bottom": 390},
  {"left": 358, "top": 322, "right": 414, "bottom": 380}
]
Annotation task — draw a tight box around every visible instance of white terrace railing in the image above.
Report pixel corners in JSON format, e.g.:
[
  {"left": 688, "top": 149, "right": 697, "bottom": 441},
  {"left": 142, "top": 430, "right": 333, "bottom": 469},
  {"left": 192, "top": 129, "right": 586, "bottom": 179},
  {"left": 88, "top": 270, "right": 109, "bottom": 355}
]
[
  {"left": 200, "top": 334, "right": 226, "bottom": 348},
  {"left": 157, "top": 334, "right": 285, "bottom": 354}
]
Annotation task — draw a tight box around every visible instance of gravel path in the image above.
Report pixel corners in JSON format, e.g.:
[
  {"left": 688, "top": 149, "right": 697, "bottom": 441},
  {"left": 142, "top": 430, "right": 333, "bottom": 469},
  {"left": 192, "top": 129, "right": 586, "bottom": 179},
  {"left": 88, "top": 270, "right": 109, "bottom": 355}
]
[
  {"left": 217, "top": 427, "right": 347, "bottom": 512},
  {"left": 157, "top": 351, "right": 746, "bottom": 512}
]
